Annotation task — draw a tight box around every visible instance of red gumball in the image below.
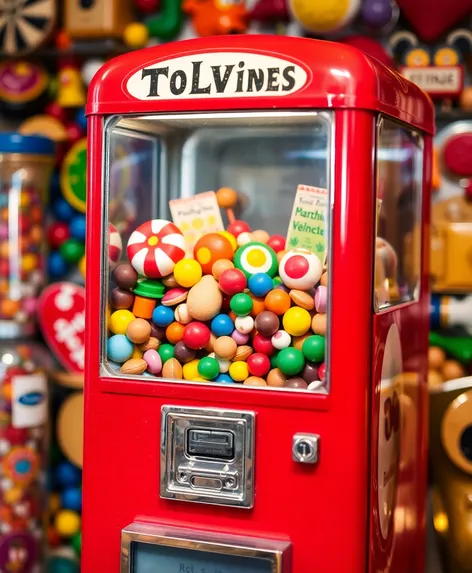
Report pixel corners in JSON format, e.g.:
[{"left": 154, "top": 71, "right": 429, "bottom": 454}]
[
  {"left": 183, "top": 322, "right": 211, "bottom": 350},
  {"left": 47, "top": 222, "right": 70, "bottom": 249},
  {"left": 45, "top": 101, "right": 68, "bottom": 123},
  {"left": 247, "top": 353, "right": 271, "bottom": 377},
  {"left": 252, "top": 333, "right": 275, "bottom": 356},
  {"left": 2, "top": 426, "right": 28, "bottom": 445},
  {"left": 219, "top": 268, "right": 247, "bottom": 296},
  {"left": 267, "top": 235, "right": 286, "bottom": 253},
  {"left": 319, "top": 362, "right": 326, "bottom": 381},
  {"left": 227, "top": 220, "right": 251, "bottom": 238}
]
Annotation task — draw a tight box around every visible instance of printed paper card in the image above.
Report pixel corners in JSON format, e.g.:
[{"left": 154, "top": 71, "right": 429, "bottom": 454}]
[
  {"left": 169, "top": 191, "right": 224, "bottom": 256},
  {"left": 286, "top": 185, "right": 329, "bottom": 264}
]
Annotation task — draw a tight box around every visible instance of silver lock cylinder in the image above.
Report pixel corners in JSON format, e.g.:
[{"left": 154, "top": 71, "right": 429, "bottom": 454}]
[{"left": 292, "top": 433, "right": 320, "bottom": 464}]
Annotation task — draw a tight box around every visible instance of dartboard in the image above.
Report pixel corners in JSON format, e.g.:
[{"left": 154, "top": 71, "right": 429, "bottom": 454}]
[{"left": 0, "top": 0, "right": 57, "bottom": 57}]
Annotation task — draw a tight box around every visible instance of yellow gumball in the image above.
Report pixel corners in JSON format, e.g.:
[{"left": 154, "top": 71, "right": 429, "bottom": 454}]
[
  {"left": 183, "top": 359, "right": 200, "bottom": 380},
  {"left": 283, "top": 307, "right": 311, "bottom": 337},
  {"left": 4, "top": 487, "right": 23, "bottom": 504},
  {"left": 218, "top": 231, "right": 237, "bottom": 252},
  {"left": 109, "top": 310, "right": 135, "bottom": 335},
  {"left": 174, "top": 259, "right": 203, "bottom": 288},
  {"left": 79, "top": 255, "right": 86, "bottom": 277},
  {"left": 229, "top": 361, "right": 249, "bottom": 382},
  {"left": 55, "top": 509, "right": 81, "bottom": 538},
  {"left": 123, "top": 22, "right": 149, "bottom": 49},
  {"left": 289, "top": 0, "right": 361, "bottom": 33}
]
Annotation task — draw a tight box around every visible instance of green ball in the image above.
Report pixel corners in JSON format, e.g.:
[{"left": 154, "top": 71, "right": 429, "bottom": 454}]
[
  {"left": 272, "top": 276, "right": 282, "bottom": 288},
  {"left": 302, "top": 335, "right": 325, "bottom": 362},
  {"left": 198, "top": 356, "right": 220, "bottom": 380},
  {"left": 158, "top": 343, "right": 175, "bottom": 363},
  {"left": 60, "top": 238, "right": 85, "bottom": 263},
  {"left": 270, "top": 351, "right": 279, "bottom": 369},
  {"left": 230, "top": 293, "right": 253, "bottom": 316},
  {"left": 276, "top": 347, "right": 305, "bottom": 376},
  {"left": 72, "top": 531, "right": 82, "bottom": 555}
]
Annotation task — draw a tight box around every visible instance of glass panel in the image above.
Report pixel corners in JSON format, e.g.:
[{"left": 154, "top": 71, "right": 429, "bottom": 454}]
[
  {"left": 103, "top": 112, "right": 332, "bottom": 393},
  {"left": 374, "top": 117, "right": 423, "bottom": 311}
]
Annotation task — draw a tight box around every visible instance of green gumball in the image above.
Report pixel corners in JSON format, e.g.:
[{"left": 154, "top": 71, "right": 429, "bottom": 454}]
[
  {"left": 60, "top": 238, "right": 85, "bottom": 264},
  {"left": 158, "top": 343, "right": 175, "bottom": 363},
  {"left": 198, "top": 357, "right": 220, "bottom": 380},
  {"left": 302, "top": 335, "right": 325, "bottom": 363},
  {"left": 276, "top": 347, "right": 305, "bottom": 376}
]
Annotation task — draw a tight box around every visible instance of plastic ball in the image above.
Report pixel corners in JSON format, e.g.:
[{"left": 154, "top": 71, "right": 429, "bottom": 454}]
[
  {"left": 219, "top": 268, "right": 247, "bottom": 296},
  {"left": 107, "top": 334, "right": 134, "bottom": 363},
  {"left": 183, "top": 358, "right": 200, "bottom": 380},
  {"left": 302, "top": 335, "right": 325, "bottom": 362},
  {"left": 216, "top": 187, "right": 238, "bottom": 208},
  {"left": 55, "top": 461, "right": 81, "bottom": 488},
  {"left": 276, "top": 347, "right": 305, "bottom": 376},
  {"left": 217, "top": 231, "right": 237, "bottom": 252},
  {"left": 229, "top": 361, "right": 249, "bottom": 382},
  {"left": 248, "top": 273, "right": 273, "bottom": 297},
  {"left": 227, "top": 220, "right": 251, "bottom": 237},
  {"left": 211, "top": 313, "right": 234, "bottom": 336},
  {"left": 152, "top": 305, "right": 174, "bottom": 327},
  {"left": 213, "top": 336, "right": 237, "bottom": 359},
  {"left": 183, "top": 322, "right": 211, "bottom": 350},
  {"left": 215, "top": 373, "right": 234, "bottom": 383},
  {"left": 47, "top": 222, "right": 70, "bottom": 248},
  {"left": 174, "top": 259, "right": 202, "bottom": 287},
  {"left": 271, "top": 330, "right": 291, "bottom": 350},
  {"left": 279, "top": 249, "right": 322, "bottom": 290},
  {"left": 212, "top": 258, "right": 234, "bottom": 279},
  {"left": 361, "top": 0, "right": 392, "bottom": 27},
  {"left": 235, "top": 315, "right": 254, "bottom": 334},
  {"left": 290, "top": 0, "right": 361, "bottom": 33},
  {"left": 267, "top": 235, "right": 286, "bottom": 253},
  {"left": 194, "top": 233, "right": 234, "bottom": 275},
  {"left": 60, "top": 238, "right": 85, "bottom": 264},
  {"left": 109, "top": 309, "right": 135, "bottom": 334},
  {"left": 230, "top": 293, "right": 253, "bottom": 316},
  {"left": 61, "top": 487, "right": 82, "bottom": 512},
  {"left": 234, "top": 242, "right": 278, "bottom": 278},
  {"left": 255, "top": 311, "right": 279, "bottom": 337},
  {"left": 198, "top": 356, "right": 220, "bottom": 380},
  {"left": 283, "top": 307, "right": 311, "bottom": 337},
  {"left": 253, "top": 333, "right": 275, "bottom": 356},
  {"left": 265, "top": 289, "right": 291, "bottom": 315},
  {"left": 158, "top": 343, "right": 175, "bottom": 363},
  {"left": 53, "top": 198, "right": 75, "bottom": 222},
  {"left": 236, "top": 232, "right": 253, "bottom": 246},
  {"left": 69, "top": 215, "right": 87, "bottom": 241},
  {"left": 124, "top": 22, "right": 149, "bottom": 49},
  {"left": 55, "top": 509, "right": 81, "bottom": 538},
  {"left": 252, "top": 230, "right": 270, "bottom": 244},
  {"left": 81, "top": 59, "right": 104, "bottom": 86},
  {"left": 247, "top": 353, "right": 271, "bottom": 377}
]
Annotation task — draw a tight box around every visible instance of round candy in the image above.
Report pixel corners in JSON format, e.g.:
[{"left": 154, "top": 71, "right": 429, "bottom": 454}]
[
  {"left": 60, "top": 238, "right": 85, "bottom": 263},
  {"left": 276, "top": 347, "right": 305, "bottom": 376},
  {"left": 55, "top": 509, "right": 81, "bottom": 538},
  {"left": 232, "top": 330, "right": 249, "bottom": 345},
  {"left": 216, "top": 187, "right": 238, "bottom": 208},
  {"left": 286, "top": 377, "right": 308, "bottom": 389},
  {"left": 152, "top": 305, "right": 174, "bottom": 327},
  {"left": 55, "top": 461, "right": 81, "bottom": 487},
  {"left": 267, "top": 235, "right": 286, "bottom": 252},
  {"left": 112, "top": 263, "right": 138, "bottom": 289},
  {"left": 212, "top": 259, "right": 234, "bottom": 279},
  {"left": 244, "top": 376, "right": 267, "bottom": 386},
  {"left": 213, "top": 336, "right": 237, "bottom": 359},
  {"left": 272, "top": 330, "right": 291, "bottom": 350},
  {"left": 174, "top": 259, "right": 202, "bottom": 287},
  {"left": 175, "top": 303, "right": 192, "bottom": 324},
  {"left": 183, "top": 359, "right": 200, "bottom": 380},
  {"left": 143, "top": 349, "right": 162, "bottom": 375},
  {"left": 53, "top": 197, "right": 75, "bottom": 222},
  {"left": 282, "top": 307, "right": 311, "bottom": 337},
  {"left": 61, "top": 487, "right": 82, "bottom": 512},
  {"left": 235, "top": 315, "right": 254, "bottom": 334},
  {"left": 229, "top": 361, "right": 249, "bottom": 382},
  {"left": 110, "top": 288, "right": 134, "bottom": 310},
  {"left": 252, "top": 230, "right": 270, "bottom": 243},
  {"left": 279, "top": 249, "right": 322, "bottom": 290},
  {"left": 211, "top": 313, "right": 234, "bottom": 336},
  {"left": 214, "top": 354, "right": 230, "bottom": 373},
  {"left": 194, "top": 233, "right": 234, "bottom": 275},
  {"left": 237, "top": 232, "right": 253, "bottom": 246},
  {"left": 107, "top": 334, "right": 134, "bottom": 363},
  {"left": 248, "top": 273, "right": 273, "bottom": 297},
  {"left": 315, "top": 285, "right": 327, "bottom": 313},
  {"left": 174, "top": 341, "right": 197, "bottom": 363},
  {"left": 108, "top": 223, "right": 123, "bottom": 269},
  {"left": 247, "top": 353, "right": 270, "bottom": 377},
  {"left": 215, "top": 373, "right": 234, "bottom": 383},
  {"left": 219, "top": 268, "right": 247, "bottom": 296},
  {"left": 265, "top": 289, "right": 291, "bottom": 315},
  {"left": 303, "top": 362, "right": 320, "bottom": 384},
  {"left": 255, "top": 311, "right": 279, "bottom": 337},
  {"left": 230, "top": 293, "right": 253, "bottom": 316},
  {"left": 158, "top": 343, "right": 175, "bottom": 363},
  {"left": 109, "top": 309, "right": 135, "bottom": 334},
  {"left": 198, "top": 357, "right": 220, "bottom": 380},
  {"left": 319, "top": 363, "right": 326, "bottom": 381},
  {"left": 217, "top": 231, "right": 237, "bottom": 252},
  {"left": 166, "top": 322, "right": 185, "bottom": 344},
  {"left": 267, "top": 368, "right": 286, "bottom": 387},
  {"left": 302, "top": 335, "right": 325, "bottom": 362},
  {"left": 253, "top": 333, "right": 275, "bottom": 356},
  {"left": 127, "top": 219, "right": 186, "bottom": 279},
  {"left": 227, "top": 220, "right": 251, "bottom": 238},
  {"left": 126, "top": 318, "right": 151, "bottom": 344},
  {"left": 183, "top": 322, "right": 211, "bottom": 350},
  {"left": 234, "top": 242, "right": 278, "bottom": 278},
  {"left": 47, "top": 222, "right": 70, "bottom": 248},
  {"left": 312, "top": 313, "right": 327, "bottom": 335}
]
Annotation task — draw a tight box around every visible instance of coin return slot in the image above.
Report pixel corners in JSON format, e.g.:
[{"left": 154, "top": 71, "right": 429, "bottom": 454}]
[
  {"left": 186, "top": 428, "right": 235, "bottom": 459},
  {"left": 190, "top": 476, "right": 223, "bottom": 490}
]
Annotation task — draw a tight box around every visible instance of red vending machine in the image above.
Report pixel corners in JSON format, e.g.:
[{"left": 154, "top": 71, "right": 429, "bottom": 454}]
[{"left": 82, "top": 36, "right": 434, "bottom": 573}]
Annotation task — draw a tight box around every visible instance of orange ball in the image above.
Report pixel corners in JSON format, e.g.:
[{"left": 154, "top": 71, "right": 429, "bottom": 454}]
[
  {"left": 194, "top": 233, "right": 234, "bottom": 274},
  {"left": 1, "top": 299, "right": 20, "bottom": 318},
  {"left": 212, "top": 259, "right": 234, "bottom": 280},
  {"left": 252, "top": 230, "right": 270, "bottom": 244},
  {"left": 428, "top": 346, "right": 446, "bottom": 370},
  {"left": 216, "top": 187, "right": 238, "bottom": 209},
  {"left": 250, "top": 295, "right": 265, "bottom": 317},
  {"left": 321, "top": 272, "right": 328, "bottom": 286},
  {"left": 30, "top": 206, "right": 43, "bottom": 224},
  {"left": 265, "top": 289, "right": 291, "bottom": 315},
  {"left": 166, "top": 322, "right": 185, "bottom": 344},
  {"left": 30, "top": 225, "right": 43, "bottom": 244},
  {"left": 2, "top": 382, "right": 12, "bottom": 401},
  {"left": 0, "top": 243, "right": 9, "bottom": 258},
  {"left": 442, "top": 360, "right": 465, "bottom": 381}
]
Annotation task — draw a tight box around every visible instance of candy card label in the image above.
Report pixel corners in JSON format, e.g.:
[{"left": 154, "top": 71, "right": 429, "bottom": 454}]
[
  {"left": 169, "top": 191, "right": 224, "bottom": 255},
  {"left": 286, "top": 185, "right": 328, "bottom": 264},
  {"left": 12, "top": 374, "right": 48, "bottom": 429}
]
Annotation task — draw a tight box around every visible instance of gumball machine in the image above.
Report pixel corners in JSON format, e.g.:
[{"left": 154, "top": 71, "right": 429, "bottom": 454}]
[{"left": 82, "top": 36, "right": 434, "bottom": 573}]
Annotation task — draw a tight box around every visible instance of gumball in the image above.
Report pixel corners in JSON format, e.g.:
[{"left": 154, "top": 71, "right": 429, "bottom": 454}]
[
  {"left": 174, "top": 341, "right": 197, "bottom": 363},
  {"left": 286, "top": 377, "right": 308, "bottom": 389},
  {"left": 229, "top": 361, "right": 249, "bottom": 382},
  {"left": 218, "top": 231, "right": 237, "bottom": 252},
  {"left": 112, "top": 263, "right": 138, "bottom": 290},
  {"left": 293, "top": 334, "right": 310, "bottom": 351},
  {"left": 47, "top": 222, "right": 70, "bottom": 248},
  {"left": 320, "top": 272, "right": 328, "bottom": 286},
  {"left": 72, "top": 531, "right": 82, "bottom": 556},
  {"left": 174, "top": 259, "right": 202, "bottom": 287},
  {"left": 248, "top": 273, "right": 273, "bottom": 297},
  {"left": 302, "top": 335, "right": 325, "bottom": 362},
  {"left": 152, "top": 305, "right": 174, "bottom": 327},
  {"left": 247, "top": 353, "right": 270, "bottom": 377},
  {"left": 79, "top": 255, "right": 86, "bottom": 277},
  {"left": 219, "top": 268, "right": 247, "bottom": 296},
  {"left": 303, "top": 362, "right": 320, "bottom": 384},
  {"left": 75, "top": 107, "right": 87, "bottom": 132},
  {"left": 126, "top": 318, "right": 152, "bottom": 344},
  {"left": 81, "top": 59, "right": 104, "bottom": 86},
  {"left": 55, "top": 509, "right": 81, "bottom": 538},
  {"left": 166, "top": 322, "right": 185, "bottom": 344},
  {"left": 232, "top": 330, "right": 249, "bottom": 345},
  {"left": 315, "top": 285, "right": 327, "bottom": 313},
  {"left": 198, "top": 356, "right": 220, "bottom": 380},
  {"left": 361, "top": 0, "right": 392, "bottom": 27},
  {"left": 253, "top": 333, "right": 275, "bottom": 356},
  {"left": 110, "top": 288, "right": 134, "bottom": 310},
  {"left": 107, "top": 334, "right": 134, "bottom": 363},
  {"left": 267, "top": 235, "right": 286, "bottom": 252},
  {"left": 109, "top": 309, "right": 135, "bottom": 334},
  {"left": 312, "top": 313, "right": 327, "bottom": 335},
  {"left": 183, "top": 322, "right": 211, "bottom": 350},
  {"left": 48, "top": 251, "right": 70, "bottom": 278},
  {"left": 319, "top": 363, "right": 326, "bottom": 382},
  {"left": 211, "top": 313, "right": 234, "bottom": 336},
  {"left": 255, "top": 311, "right": 279, "bottom": 337},
  {"left": 158, "top": 343, "right": 175, "bottom": 364},
  {"left": 267, "top": 368, "right": 286, "bottom": 387},
  {"left": 55, "top": 461, "right": 81, "bottom": 488},
  {"left": 244, "top": 376, "right": 267, "bottom": 386},
  {"left": 227, "top": 219, "right": 251, "bottom": 238},
  {"left": 183, "top": 358, "right": 200, "bottom": 380},
  {"left": 212, "top": 258, "right": 234, "bottom": 279},
  {"left": 216, "top": 187, "right": 238, "bottom": 208},
  {"left": 234, "top": 242, "right": 278, "bottom": 278},
  {"left": 265, "top": 289, "right": 291, "bottom": 315},
  {"left": 279, "top": 249, "right": 322, "bottom": 290},
  {"left": 194, "top": 233, "right": 234, "bottom": 274},
  {"left": 237, "top": 232, "right": 254, "bottom": 247},
  {"left": 252, "top": 230, "right": 270, "bottom": 243},
  {"left": 428, "top": 347, "right": 446, "bottom": 370},
  {"left": 235, "top": 315, "right": 254, "bottom": 334},
  {"left": 60, "top": 238, "right": 85, "bottom": 263},
  {"left": 124, "top": 22, "right": 149, "bottom": 49},
  {"left": 174, "top": 304, "right": 192, "bottom": 325},
  {"left": 61, "top": 487, "right": 82, "bottom": 512},
  {"left": 271, "top": 330, "right": 291, "bottom": 350},
  {"left": 214, "top": 336, "right": 237, "bottom": 359},
  {"left": 53, "top": 197, "right": 75, "bottom": 222},
  {"left": 214, "top": 354, "right": 230, "bottom": 373},
  {"left": 283, "top": 307, "right": 311, "bottom": 337},
  {"left": 230, "top": 293, "right": 253, "bottom": 316},
  {"left": 216, "top": 373, "right": 234, "bottom": 383},
  {"left": 277, "top": 347, "right": 305, "bottom": 376}
]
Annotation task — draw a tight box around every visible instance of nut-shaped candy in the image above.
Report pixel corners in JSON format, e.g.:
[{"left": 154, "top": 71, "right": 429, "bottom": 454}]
[
  {"left": 139, "top": 337, "right": 160, "bottom": 352},
  {"left": 233, "top": 345, "right": 253, "bottom": 362},
  {"left": 187, "top": 275, "right": 223, "bottom": 321},
  {"left": 162, "top": 357, "right": 183, "bottom": 379},
  {"left": 120, "top": 358, "right": 147, "bottom": 375},
  {"left": 289, "top": 289, "right": 315, "bottom": 310}
]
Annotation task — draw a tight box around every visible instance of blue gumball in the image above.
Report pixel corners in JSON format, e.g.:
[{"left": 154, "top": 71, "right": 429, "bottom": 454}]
[
  {"left": 107, "top": 334, "right": 133, "bottom": 363},
  {"left": 215, "top": 373, "right": 234, "bottom": 383},
  {"left": 53, "top": 198, "right": 75, "bottom": 222},
  {"left": 48, "top": 251, "right": 70, "bottom": 279},
  {"left": 248, "top": 273, "right": 273, "bottom": 297},
  {"left": 55, "top": 460, "right": 81, "bottom": 488},
  {"left": 69, "top": 214, "right": 87, "bottom": 241},
  {"left": 211, "top": 313, "right": 234, "bottom": 336},
  {"left": 152, "top": 305, "right": 174, "bottom": 327},
  {"left": 75, "top": 108, "right": 87, "bottom": 132},
  {"left": 61, "top": 487, "right": 82, "bottom": 512}
]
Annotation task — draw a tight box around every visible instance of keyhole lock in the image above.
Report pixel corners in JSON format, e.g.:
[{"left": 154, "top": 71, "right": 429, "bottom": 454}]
[{"left": 292, "top": 433, "right": 320, "bottom": 464}]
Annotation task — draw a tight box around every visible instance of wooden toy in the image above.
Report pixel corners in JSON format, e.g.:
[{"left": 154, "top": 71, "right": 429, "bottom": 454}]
[{"left": 63, "top": 0, "right": 134, "bottom": 39}]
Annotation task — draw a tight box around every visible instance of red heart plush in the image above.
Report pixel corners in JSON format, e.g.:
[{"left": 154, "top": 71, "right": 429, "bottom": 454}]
[
  {"left": 37, "top": 282, "right": 85, "bottom": 373},
  {"left": 396, "top": 0, "right": 471, "bottom": 42}
]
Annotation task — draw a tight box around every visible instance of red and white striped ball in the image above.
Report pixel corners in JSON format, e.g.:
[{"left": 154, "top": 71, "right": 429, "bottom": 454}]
[
  {"left": 108, "top": 224, "right": 122, "bottom": 270},
  {"left": 127, "top": 219, "right": 186, "bottom": 279},
  {"left": 279, "top": 248, "right": 322, "bottom": 290}
]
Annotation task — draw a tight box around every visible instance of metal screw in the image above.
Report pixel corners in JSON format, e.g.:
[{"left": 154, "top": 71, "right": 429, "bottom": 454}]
[
  {"left": 292, "top": 433, "right": 320, "bottom": 464},
  {"left": 224, "top": 477, "right": 236, "bottom": 488},
  {"left": 178, "top": 472, "right": 188, "bottom": 482}
]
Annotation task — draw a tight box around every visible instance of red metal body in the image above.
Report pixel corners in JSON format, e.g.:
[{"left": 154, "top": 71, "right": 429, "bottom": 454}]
[{"left": 83, "top": 36, "right": 434, "bottom": 573}]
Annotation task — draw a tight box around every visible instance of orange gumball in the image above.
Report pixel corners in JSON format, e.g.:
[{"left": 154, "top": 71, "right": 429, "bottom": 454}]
[
  {"left": 166, "top": 322, "right": 185, "bottom": 344},
  {"left": 250, "top": 295, "right": 265, "bottom": 317},
  {"left": 212, "top": 258, "right": 234, "bottom": 280},
  {"left": 216, "top": 187, "right": 238, "bottom": 209},
  {"left": 30, "top": 225, "right": 43, "bottom": 244},
  {"left": 2, "top": 382, "right": 12, "bottom": 401},
  {"left": 1, "top": 299, "right": 20, "bottom": 318},
  {"left": 265, "top": 289, "right": 291, "bottom": 315},
  {"left": 194, "top": 233, "right": 234, "bottom": 274},
  {"left": 30, "top": 206, "right": 43, "bottom": 224}
]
